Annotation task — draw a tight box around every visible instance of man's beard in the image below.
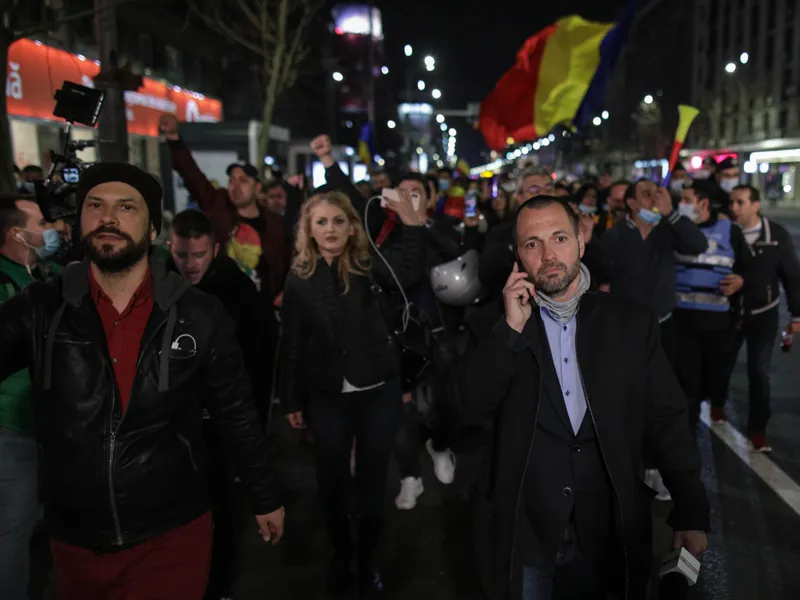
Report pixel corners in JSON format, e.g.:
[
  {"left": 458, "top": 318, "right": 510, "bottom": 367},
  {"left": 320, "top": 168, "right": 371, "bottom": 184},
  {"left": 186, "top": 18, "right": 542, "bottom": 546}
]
[
  {"left": 532, "top": 259, "right": 581, "bottom": 297},
  {"left": 82, "top": 226, "right": 149, "bottom": 274}
]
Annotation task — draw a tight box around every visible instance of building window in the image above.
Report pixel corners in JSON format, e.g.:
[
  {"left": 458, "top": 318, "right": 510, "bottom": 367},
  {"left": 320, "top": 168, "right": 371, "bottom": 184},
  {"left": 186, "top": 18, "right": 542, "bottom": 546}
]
[
  {"left": 165, "top": 45, "right": 182, "bottom": 83},
  {"left": 139, "top": 33, "right": 153, "bottom": 67}
]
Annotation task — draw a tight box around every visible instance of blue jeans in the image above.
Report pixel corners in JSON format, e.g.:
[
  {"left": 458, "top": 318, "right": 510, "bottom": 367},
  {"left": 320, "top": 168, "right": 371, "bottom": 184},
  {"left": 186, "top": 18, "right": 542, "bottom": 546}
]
[
  {"left": 0, "top": 430, "right": 39, "bottom": 600},
  {"left": 522, "top": 523, "right": 612, "bottom": 600}
]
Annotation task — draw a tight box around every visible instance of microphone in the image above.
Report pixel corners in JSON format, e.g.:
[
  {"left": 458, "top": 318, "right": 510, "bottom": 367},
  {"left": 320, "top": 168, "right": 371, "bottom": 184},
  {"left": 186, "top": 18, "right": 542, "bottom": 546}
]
[{"left": 657, "top": 547, "right": 700, "bottom": 599}]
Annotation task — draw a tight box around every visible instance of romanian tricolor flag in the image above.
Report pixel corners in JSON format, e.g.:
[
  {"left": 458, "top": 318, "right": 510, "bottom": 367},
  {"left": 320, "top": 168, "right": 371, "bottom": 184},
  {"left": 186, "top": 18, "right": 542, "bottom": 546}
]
[
  {"left": 479, "top": 1, "right": 636, "bottom": 150},
  {"left": 358, "top": 122, "right": 375, "bottom": 165}
]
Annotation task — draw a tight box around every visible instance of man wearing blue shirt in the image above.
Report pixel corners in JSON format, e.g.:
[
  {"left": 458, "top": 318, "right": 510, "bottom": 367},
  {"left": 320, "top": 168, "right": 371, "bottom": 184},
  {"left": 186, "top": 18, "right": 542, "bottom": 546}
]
[{"left": 457, "top": 196, "right": 710, "bottom": 600}]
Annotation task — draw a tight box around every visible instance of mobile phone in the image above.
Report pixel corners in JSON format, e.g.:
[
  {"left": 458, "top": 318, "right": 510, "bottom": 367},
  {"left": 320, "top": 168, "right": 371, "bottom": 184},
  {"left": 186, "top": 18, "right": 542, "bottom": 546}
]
[
  {"left": 381, "top": 188, "right": 421, "bottom": 212},
  {"left": 380, "top": 187, "right": 399, "bottom": 208},
  {"left": 465, "top": 190, "right": 478, "bottom": 218},
  {"left": 62, "top": 167, "right": 80, "bottom": 184}
]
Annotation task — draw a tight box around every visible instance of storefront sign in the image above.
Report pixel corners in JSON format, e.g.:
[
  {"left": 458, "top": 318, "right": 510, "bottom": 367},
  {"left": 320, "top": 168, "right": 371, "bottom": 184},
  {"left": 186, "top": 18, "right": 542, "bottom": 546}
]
[{"left": 6, "top": 39, "right": 222, "bottom": 137}]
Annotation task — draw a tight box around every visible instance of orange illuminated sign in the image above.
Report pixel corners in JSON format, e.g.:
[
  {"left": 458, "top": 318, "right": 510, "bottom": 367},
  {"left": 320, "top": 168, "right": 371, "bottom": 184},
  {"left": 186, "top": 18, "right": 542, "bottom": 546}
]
[{"left": 6, "top": 39, "right": 223, "bottom": 137}]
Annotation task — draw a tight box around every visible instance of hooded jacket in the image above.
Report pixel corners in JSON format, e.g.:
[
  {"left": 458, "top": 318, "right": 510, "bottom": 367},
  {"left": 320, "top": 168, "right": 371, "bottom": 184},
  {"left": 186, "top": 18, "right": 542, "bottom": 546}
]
[{"left": 0, "top": 259, "right": 280, "bottom": 552}]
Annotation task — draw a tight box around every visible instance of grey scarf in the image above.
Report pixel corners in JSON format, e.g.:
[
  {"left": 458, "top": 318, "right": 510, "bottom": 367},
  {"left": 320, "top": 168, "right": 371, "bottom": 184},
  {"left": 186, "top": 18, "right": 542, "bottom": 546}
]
[{"left": 533, "top": 263, "right": 591, "bottom": 323}]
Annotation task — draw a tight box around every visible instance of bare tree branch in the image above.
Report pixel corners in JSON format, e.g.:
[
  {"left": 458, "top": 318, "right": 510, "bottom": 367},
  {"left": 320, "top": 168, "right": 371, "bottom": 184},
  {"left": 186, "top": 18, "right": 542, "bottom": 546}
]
[
  {"left": 235, "top": 0, "right": 262, "bottom": 32},
  {"left": 13, "top": 0, "right": 144, "bottom": 41},
  {"left": 189, "top": 0, "right": 266, "bottom": 58}
]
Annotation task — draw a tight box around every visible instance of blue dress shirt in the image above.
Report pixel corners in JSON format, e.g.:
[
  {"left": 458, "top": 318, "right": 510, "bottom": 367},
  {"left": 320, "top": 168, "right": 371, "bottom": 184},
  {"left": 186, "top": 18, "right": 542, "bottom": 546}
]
[{"left": 539, "top": 307, "right": 587, "bottom": 434}]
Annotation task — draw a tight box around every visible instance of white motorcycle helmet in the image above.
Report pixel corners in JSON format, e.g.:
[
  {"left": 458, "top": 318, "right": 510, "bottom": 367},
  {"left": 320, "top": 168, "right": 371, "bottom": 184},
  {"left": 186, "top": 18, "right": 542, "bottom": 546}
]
[{"left": 430, "top": 250, "right": 483, "bottom": 306}]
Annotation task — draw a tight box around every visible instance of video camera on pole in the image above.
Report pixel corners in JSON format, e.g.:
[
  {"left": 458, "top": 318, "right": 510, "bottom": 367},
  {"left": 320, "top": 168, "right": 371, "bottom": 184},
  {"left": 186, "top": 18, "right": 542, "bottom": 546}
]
[{"left": 33, "top": 82, "right": 105, "bottom": 223}]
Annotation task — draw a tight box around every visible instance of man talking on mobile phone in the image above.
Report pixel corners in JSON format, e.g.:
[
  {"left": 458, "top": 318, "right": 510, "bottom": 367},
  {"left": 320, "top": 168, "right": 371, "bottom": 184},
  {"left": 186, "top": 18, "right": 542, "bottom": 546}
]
[{"left": 456, "top": 195, "right": 709, "bottom": 600}]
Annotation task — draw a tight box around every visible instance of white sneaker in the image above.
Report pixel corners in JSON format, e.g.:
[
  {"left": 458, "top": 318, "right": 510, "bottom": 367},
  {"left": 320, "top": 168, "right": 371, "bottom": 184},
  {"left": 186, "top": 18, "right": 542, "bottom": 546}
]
[
  {"left": 395, "top": 477, "right": 424, "bottom": 510},
  {"left": 644, "top": 469, "right": 672, "bottom": 502},
  {"left": 425, "top": 439, "right": 456, "bottom": 485}
]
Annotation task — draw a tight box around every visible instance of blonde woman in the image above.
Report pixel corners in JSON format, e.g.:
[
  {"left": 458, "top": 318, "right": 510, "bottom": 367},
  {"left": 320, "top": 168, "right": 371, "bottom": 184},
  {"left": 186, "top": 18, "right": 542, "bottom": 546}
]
[{"left": 281, "top": 190, "right": 425, "bottom": 596}]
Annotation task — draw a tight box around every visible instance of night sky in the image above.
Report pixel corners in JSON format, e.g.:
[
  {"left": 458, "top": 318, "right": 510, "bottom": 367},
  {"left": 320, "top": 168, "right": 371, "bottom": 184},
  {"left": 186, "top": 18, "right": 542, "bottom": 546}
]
[{"left": 373, "top": 0, "right": 629, "bottom": 165}]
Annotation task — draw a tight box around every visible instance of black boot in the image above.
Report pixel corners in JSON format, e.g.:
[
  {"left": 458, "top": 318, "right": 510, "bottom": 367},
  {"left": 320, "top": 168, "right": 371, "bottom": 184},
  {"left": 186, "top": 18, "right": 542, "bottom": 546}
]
[
  {"left": 357, "top": 517, "right": 384, "bottom": 597},
  {"left": 325, "top": 518, "right": 353, "bottom": 594}
]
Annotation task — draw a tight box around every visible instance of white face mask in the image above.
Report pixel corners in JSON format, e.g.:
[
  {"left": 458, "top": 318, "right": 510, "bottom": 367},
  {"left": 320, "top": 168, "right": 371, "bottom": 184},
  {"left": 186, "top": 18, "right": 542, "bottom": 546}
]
[
  {"left": 720, "top": 178, "right": 739, "bottom": 193},
  {"left": 677, "top": 203, "right": 698, "bottom": 222}
]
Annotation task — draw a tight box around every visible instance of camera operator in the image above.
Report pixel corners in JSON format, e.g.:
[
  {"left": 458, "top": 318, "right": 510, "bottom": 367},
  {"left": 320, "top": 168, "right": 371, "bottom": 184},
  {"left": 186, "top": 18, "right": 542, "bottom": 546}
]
[{"left": 0, "top": 193, "right": 62, "bottom": 600}]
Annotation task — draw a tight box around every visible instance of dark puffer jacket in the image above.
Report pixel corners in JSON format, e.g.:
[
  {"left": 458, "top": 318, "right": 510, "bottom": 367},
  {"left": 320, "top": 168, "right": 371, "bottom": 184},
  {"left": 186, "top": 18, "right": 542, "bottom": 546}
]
[{"left": 0, "top": 259, "right": 280, "bottom": 552}]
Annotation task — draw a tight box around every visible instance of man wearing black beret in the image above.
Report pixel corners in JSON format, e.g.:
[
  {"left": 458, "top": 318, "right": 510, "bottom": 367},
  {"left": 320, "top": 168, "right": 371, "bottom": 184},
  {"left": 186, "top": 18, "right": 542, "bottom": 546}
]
[{"left": 0, "top": 162, "right": 284, "bottom": 599}]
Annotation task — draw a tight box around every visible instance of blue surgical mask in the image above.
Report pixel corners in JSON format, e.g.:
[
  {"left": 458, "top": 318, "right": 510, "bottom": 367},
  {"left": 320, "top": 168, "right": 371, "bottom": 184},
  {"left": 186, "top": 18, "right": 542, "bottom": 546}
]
[
  {"left": 720, "top": 178, "right": 739, "bottom": 193},
  {"left": 37, "top": 228, "right": 62, "bottom": 259},
  {"left": 638, "top": 208, "right": 662, "bottom": 225},
  {"left": 670, "top": 179, "right": 686, "bottom": 193},
  {"left": 578, "top": 204, "right": 597, "bottom": 215},
  {"left": 439, "top": 179, "right": 450, "bottom": 192},
  {"left": 677, "top": 203, "right": 698, "bottom": 222}
]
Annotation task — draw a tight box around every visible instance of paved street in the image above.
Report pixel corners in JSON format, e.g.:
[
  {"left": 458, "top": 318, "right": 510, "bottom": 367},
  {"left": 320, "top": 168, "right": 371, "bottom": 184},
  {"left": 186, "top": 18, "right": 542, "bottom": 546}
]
[{"left": 29, "top": 211, "right": 800, "bottom": 600}]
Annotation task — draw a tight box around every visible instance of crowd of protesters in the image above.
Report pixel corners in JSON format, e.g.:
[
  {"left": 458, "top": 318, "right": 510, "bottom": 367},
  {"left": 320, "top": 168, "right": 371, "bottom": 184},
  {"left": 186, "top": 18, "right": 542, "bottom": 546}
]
[{"left": 1, "top": 114, "right": 799, "bottom": 600}]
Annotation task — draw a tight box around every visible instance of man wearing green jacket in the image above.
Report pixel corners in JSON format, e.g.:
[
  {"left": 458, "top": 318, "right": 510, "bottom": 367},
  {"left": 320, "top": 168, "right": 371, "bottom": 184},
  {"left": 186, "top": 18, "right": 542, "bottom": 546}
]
[{"left": 0, "top": 194, "right": 62, "bottom": 600}]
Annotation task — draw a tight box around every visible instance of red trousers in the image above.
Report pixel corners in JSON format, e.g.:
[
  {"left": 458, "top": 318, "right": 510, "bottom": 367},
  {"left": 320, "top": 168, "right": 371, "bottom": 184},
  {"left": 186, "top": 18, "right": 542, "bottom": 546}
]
[{"left": 50, "top": 512, "right": 213, "bottom": 600}]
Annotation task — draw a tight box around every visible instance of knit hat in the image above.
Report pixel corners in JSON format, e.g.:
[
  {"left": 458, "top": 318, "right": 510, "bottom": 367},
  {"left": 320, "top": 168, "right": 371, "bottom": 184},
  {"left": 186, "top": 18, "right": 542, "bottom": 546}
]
[{"left": 75, "top": 162, "right": 164, "bottom": 234}]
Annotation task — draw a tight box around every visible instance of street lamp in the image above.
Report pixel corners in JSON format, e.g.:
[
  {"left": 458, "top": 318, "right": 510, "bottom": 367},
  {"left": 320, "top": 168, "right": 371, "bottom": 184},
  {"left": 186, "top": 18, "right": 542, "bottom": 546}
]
[
  {"left": 436, "top": 114, "right": 445, "bottom": 123},
  {"left": 601, "top": 110, "right": 609, "bottom": 120},
  {"left": 424, "top": 55, "right": 434, "bottom": 66},
  {"left": 417, "top": 80, "right": 425, "bottom": 91},
  {"left": 332, "top": 71, "right": 343, "bottom": 82},
  {"left": 725, "top": 62, "right": 736, "bottom": 74},
  {"left": 432, "top": 88, "right": 441, "bottom": 99},
  {"left": 381, "top": 65, "right": 389, "bottom": 75},
  {"left": 404, "top": 44, "right": 413, "bottom": 57},
  {"left": 593, "top": 116, "right": 602, "bottom": 126},
  {"left": 644, "top": 94, "right": 654, "bottom": 104},
  {"left": 449, "top": 128, "right": 456, "bottom": 136},
  {"left": 387, "top": 120, "right": 396, "bottom": 129},
  {"left": 740, "top": 52, "right": 749, "bottom": 64}
]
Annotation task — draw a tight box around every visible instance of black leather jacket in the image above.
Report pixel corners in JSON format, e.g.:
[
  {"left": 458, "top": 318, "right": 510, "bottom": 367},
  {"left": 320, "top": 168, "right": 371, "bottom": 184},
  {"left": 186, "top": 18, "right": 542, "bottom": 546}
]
[{"left": 0, "top": 259, "right": 280, "bottom": 552}]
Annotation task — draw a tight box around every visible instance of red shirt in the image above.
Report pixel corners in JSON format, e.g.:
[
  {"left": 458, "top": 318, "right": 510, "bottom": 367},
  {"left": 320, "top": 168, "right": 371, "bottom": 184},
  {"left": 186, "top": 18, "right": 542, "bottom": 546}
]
[{"left": 89, "top": 267, "right": 154, "bottom": 414}]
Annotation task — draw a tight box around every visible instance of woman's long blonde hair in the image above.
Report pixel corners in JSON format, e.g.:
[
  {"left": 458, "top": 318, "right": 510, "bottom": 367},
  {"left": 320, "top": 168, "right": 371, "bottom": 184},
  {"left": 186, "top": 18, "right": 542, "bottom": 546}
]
[{"left": 291, "top": 191, "right": 372, "bottom": 294}]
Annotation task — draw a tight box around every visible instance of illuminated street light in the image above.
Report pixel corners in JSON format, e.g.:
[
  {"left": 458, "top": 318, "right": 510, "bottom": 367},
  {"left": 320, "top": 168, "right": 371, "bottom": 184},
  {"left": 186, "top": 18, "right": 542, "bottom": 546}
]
[
  {"left": 381, "top": 65, "right": 389, "bottom": 75},
  {"left": 440, "top": 123, "right": 447, "bottom": 131},
  {"left": 533, "top": 142, "right": 540, "bottom": 150},
  {"left": 593, "top": 116, "right": 602, "bottom": 126},
  {"left": 449, "top": 128, "right": 456, "bottom": 136},
  {"left": 432, "top": 88, "right": 442, "bottom": 99},
  {"left": 436, "top": 114, "right": 445, "bottom": 123},
  {"left": 740, "top": 52, "right": 749, "bottom": 64},
  {"left": 332, "top": 71, "right": 343, "bottom": 82},
  {"left": 417, "top": 80, "right": 425, "bottom": 91},
  {"left": 542, "top": 138, "right": 550, "bottom": 146},
  {"left": 725, "top": 62, "right": 736, "bottom": 74},
  {"left": 404, "top": 44, "right": 413, "bottom": 57},
  {"left": 548, "top": 134, "right": 555, "bottom": 142},
  {"left": 426, "top": 63, "right": 435, "bottom": 72},
  {"left": 601, "top": 110, "right": 609, "bottom": 119},
  {"left": 644, "top": 94, "right": 654, "bottom": 104},
  {"left": 424, "top": 55, "right": 435, "bottom": 66},
  {"left": 387, "top": 120, "right": 396, "bottom": 129}
]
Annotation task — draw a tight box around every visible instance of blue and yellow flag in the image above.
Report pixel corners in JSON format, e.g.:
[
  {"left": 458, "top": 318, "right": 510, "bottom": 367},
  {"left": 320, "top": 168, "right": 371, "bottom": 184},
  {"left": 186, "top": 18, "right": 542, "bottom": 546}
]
[{"left": 358, "top": 122, "right": 375, "bottom": 164}]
